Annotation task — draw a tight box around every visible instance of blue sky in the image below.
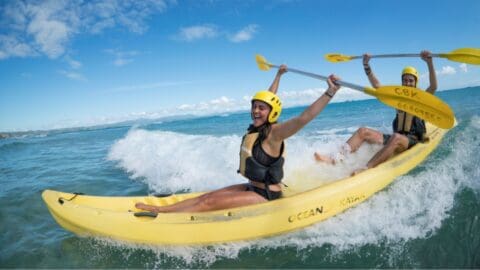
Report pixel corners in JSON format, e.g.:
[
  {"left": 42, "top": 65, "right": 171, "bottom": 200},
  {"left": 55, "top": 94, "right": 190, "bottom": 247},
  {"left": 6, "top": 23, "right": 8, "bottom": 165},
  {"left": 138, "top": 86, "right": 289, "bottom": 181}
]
[{"left": 1, "top": 0, "right": 479, "bottom": 132}]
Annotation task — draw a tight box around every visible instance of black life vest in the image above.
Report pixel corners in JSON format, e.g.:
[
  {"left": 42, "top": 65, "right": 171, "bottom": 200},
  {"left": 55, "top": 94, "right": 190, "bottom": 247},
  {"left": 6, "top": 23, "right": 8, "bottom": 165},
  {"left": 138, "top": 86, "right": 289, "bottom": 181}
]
[
  {"left": 392, "top": 110, "right": 427, "bottom": 141},
  {"left": 238, "top": 129, "right": 285, "bottom": 185}
]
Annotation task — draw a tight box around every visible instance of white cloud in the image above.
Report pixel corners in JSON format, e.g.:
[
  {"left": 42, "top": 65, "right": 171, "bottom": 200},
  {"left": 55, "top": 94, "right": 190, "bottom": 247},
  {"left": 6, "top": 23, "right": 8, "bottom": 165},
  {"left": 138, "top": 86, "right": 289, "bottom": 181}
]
[
  {"left": 177, "top": 87, "right": 371, "bottom": 116},
  {"left": 174, "top": 24, "right": 260, "bottom": 43},
  {"left": 229, "top": 24, "right": 258, "bottom": 43},
  {"left": 178, "top": 96, "right": 240, "bottom": 113},
  {"left": 213, "top": 96, "right": 234, "bottom": 104},
  {"left": 459, "top": 63, "right": 468, "bottom": 73},
  {"left": 279, "top": 87, "right": 371, "bottom": 106},
  {"left": 105, "top": 49, "right": 139, "bottom": 67},
  {"left": 84, "top": 1, "right": 169, "bottom": 34},
  {"left": 65, "top": 56, "right": 82, "bottom": 69},
  {"left": 437, "top": 66, "right": 456, "bottom": 76},
  {"left": 11, "top": 86, "right": 370, "bottom": 131},
  {"left": 0, "top": 35, "right": 36, "bottom": 59},
  {"left": 113, "top": 58, "right": 133, "bottom": 67},
  {"left": 58, "top": 70, "right": 87, "bottom": 81},
  {"left": 175, "top": 25, "right": 219, "bottom": 42},
  {"left": 0, "top": 0, "right": 171, "bottom": 60},
  {"left": 25, "top": 1, "right": 74, "bottom": 59}
]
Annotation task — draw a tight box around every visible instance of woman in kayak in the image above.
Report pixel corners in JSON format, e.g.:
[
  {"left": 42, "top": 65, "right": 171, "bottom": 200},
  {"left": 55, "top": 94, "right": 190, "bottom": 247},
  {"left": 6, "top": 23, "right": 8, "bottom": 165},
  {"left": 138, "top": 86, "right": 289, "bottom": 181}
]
[
  {"left": 135, "top": 66, "right": 341, "bottom": 213},
  {"left": 314, "top": 50, "right": 437, "bottom": 174}
]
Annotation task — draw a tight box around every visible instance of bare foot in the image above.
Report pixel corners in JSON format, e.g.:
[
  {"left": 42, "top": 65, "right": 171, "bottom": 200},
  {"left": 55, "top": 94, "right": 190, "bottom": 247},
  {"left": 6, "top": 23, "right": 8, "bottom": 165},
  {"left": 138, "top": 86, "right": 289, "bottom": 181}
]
[
  {"left": 314, "top": 152, "right": 336, "bottom": 165},
  {"left": 135, "top": 202, "right": 157, "bottom": 212}
]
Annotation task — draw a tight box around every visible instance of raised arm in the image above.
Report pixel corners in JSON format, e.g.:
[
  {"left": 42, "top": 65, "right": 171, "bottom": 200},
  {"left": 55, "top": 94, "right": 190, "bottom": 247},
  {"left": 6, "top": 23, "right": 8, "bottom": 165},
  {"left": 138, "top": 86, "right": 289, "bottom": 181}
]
[
  {"left": 269, "top": 75, "right": 341, "bottom": 142},
  {"left": 268, "top": 64, "right": 288, "bottom": 94},
  {"left": 363, "top": 54, "right": 381, "bottom": 88},
  {"left": 421, "top": 50, "right": 437, "bottom": 94}
]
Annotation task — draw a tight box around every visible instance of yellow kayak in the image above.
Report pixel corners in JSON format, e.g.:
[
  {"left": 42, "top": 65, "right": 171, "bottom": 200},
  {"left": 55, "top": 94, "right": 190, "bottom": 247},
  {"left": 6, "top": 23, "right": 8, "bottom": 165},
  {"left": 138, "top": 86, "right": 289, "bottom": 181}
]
[{"left": 42, "top": 122, "right": 451, "bottom": 245}]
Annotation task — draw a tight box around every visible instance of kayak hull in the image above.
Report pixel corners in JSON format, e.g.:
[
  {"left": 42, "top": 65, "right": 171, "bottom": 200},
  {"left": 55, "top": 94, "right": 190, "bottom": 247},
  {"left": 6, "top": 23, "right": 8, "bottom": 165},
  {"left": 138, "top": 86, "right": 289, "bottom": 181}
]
[{"left": 42, "top": 122, "right": 449, "bottom": 245}]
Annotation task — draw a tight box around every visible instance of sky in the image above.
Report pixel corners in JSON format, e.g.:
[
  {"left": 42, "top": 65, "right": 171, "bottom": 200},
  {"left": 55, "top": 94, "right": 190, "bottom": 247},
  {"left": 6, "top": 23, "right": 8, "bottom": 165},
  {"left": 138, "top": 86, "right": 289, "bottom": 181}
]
[{"left": 1, "top": 0, "right": 479, "bottom": 132}]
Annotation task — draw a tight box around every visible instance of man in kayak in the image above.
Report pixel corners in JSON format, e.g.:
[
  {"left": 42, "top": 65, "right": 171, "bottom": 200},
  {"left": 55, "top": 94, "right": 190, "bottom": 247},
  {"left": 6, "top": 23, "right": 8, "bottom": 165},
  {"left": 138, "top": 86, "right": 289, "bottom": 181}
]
[
  {"left": 135, "top": 66, "right": 341, "bottom": 213},
  {"left": 314, "top": 50, "right": 437, "bottom": 174}
]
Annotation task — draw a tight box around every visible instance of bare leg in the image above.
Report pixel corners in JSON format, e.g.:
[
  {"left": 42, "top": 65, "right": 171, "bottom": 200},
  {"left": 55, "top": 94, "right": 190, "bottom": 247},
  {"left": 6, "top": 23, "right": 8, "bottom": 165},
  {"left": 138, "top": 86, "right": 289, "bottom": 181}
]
[
  {"left": 351, "top": 133, "right": 409, "bottom": 175},
  {"left": 366, "top": 133, "right": 409, "bottom": 168},
  {"left": 315, "top": 127, "right": 383, "bottom": 164},
  {"left": 314, "top": 152, "right": 335, "bottom": 164},
  {"left": 135, "top": 184, "right": 267, "bottom": 213},
  {"left": 162, "top": 189, "right": 267, "bottom": 212},
  {"left": 136, "top": 184, "right": 246, "bottom": 212},
  {"left": 346, "top": 127, "right": 384, "bottom": 151}
]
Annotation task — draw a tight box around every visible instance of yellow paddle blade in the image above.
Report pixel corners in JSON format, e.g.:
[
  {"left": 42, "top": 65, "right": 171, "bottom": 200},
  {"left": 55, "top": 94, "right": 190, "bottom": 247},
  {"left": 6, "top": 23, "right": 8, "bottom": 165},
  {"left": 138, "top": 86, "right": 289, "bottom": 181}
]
[
  {"left": 365, "top": 86, "right": 455, "bottom": 129},
  {"left": 324, "top": 53, "right": 354, "bottom": 63},
  {"left": 441, "top": 48, "right": 480, "bottom": 65},
  {"left": 255, "top": 54, "right": 271, "bottom": 71}
]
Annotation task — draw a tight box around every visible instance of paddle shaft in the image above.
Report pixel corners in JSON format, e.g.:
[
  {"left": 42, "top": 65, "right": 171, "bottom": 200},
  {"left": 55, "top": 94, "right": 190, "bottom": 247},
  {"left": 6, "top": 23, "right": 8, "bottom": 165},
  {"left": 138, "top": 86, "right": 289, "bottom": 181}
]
[
  {"left": 260, "top": 59, "right": 454, "bottom": 129},
  {"left": 349, "top": 53, "right": 447, "bottom": 60},
  {"left": 268, "top": 63, "right": 365, "bottom": 92}
]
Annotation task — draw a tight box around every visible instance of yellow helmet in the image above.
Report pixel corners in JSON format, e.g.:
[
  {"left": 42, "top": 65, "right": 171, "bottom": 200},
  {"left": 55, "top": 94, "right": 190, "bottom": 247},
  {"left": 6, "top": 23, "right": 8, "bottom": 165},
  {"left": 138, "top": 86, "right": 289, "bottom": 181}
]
[
  {"left": 252, "top": 91, "right": 282, "bottom": 123},
  {"left": 401, "top": 66, "right": 419, "bottom": 84}
]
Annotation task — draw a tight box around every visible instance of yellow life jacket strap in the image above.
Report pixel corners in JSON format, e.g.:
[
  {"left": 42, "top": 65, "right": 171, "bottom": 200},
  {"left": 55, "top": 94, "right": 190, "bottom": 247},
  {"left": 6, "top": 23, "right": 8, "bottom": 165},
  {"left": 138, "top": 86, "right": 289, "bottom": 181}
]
[
  {"left": 238, "top": 132, "right": 259, "bottom": 176},
  {"left": 238, "top": 131, "right": 286, "bottom": 179},
  {"left": 396, "top": 110, "right": 414, "bottom": 132}
]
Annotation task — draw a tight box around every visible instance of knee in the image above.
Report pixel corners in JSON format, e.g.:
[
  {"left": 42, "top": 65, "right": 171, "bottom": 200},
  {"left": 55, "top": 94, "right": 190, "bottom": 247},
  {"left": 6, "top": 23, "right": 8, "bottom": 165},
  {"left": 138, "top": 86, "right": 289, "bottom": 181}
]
[
  {"left": 390, "top": 133, "right": 403, "bottom": 144},
  {"left": 356, "top": 127, "right": 371, "bottom": 139},
  {"left": 388, "top": 133, "right": 408, "bottom": 150}
]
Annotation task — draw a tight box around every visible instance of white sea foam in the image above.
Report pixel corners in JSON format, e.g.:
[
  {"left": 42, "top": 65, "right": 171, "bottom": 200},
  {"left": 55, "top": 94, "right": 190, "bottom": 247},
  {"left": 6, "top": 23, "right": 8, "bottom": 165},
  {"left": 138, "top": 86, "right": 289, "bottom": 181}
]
[
  {"left": 282, "top": 135, "right": 381, "bottom": 192},
  {"left": 105, "top": 117, "right": 478, "bottom": 266},
  {"left": 108, "top": 129, "right": 244, "bottom": 193},
  {"left": 108, "top": 128, "right": 380, "bottom": 193},
  {"left": 312, "top": 126, "right": 359, "bottom": 136},
  {"left": 449, "top": 116, "right": 480, "bottom": 194}
]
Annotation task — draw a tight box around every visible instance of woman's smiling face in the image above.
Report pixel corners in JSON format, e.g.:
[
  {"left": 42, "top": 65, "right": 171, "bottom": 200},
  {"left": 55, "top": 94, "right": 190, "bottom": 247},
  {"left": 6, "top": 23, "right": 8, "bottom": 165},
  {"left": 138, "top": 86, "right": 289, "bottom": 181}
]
[{"left": 251, "top": 100, "right": 271, "bottom": 127}]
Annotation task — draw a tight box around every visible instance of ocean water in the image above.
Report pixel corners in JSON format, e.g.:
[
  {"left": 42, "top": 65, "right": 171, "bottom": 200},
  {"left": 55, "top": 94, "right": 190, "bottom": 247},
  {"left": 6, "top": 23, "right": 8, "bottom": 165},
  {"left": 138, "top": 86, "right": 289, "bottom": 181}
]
[{"left": 1, "top": 87, "right": 479, "bottom": 268}]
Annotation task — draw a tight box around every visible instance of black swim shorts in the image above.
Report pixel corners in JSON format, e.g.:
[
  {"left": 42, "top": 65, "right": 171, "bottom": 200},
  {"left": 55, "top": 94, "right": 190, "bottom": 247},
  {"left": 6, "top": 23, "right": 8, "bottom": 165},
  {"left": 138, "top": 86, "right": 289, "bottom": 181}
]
[
  {"left": 245, "top": 184, "right": 282, "bottom": 201},
  {"left": 383, "top": 133, "right": 418, "bottom": 149}
]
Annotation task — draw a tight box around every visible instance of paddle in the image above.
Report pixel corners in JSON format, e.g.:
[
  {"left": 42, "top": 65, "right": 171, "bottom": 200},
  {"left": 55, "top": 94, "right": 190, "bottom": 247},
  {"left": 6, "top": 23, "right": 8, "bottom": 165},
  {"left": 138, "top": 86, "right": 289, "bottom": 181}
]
[
  {"left": 325, "top": 48, "right": 480, "bottom": 65},
  {"left": 255, "top": 54, "right": 455, "bottom": 129}
]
